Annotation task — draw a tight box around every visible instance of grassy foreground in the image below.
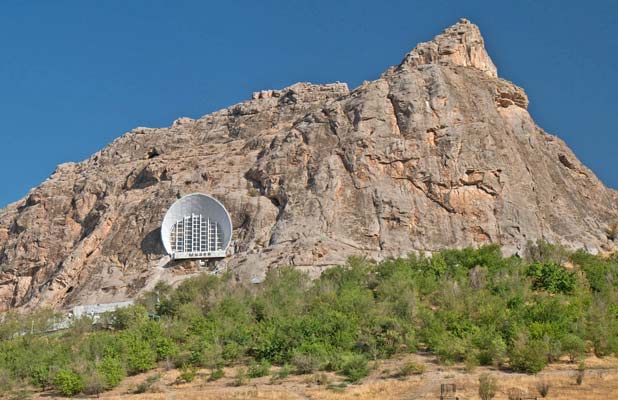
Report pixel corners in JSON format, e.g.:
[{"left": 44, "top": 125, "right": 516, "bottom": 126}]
[{"left": 1, "top": 242, "right": 618, "bottom": 398}]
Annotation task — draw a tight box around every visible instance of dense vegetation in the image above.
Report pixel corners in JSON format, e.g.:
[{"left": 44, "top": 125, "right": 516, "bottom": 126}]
[{"left": 1, "top": 242, "right": 618, "bottom": 397}]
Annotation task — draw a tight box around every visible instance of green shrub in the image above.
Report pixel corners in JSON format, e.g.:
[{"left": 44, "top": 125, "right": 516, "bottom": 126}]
[
  {"left": 83, "top": 371, "right": 106, "bottom": 396},
  {"left": 312, "top": 371, "right": 330, "bottom": 385},
  {"left": 179, "top": 363, "right": 197, "bottom": 383},
  {"left": 98, "top": 356, "right": 125, "bottom": 388},
  {"left": 524, "top": 240, "right": 569, "bottom": 264},
  {"left": 527, "top": 262, "right": 576, "bottom": 294},
  {"left": 509, "top": 337, "right": 548, "bottom": 373},
  {"left": 29, "top": 363, "right": 52, "bottom": 388},
  {"left": 270, "top": 364, "right": 292, "bottom": 383},
  {"left": 474, "top": 331, "right": 507, "bottom": 366},
  {"left": 208, "top": 368, "right": 225, "bottom": 382},
  {"left": 233, "top": 367, "right": 248, "bottom": 386},
  {"left": 154, "top": 336, "right": 178, "bottom": 361},
  {"left": 571, "top": 250, "right": 618, "bottom": 292},
  {"left": 479, "top": 373, "right": 498, "bottom": 400},
  {"left": 52, "top": 369, "right": 84, "bottom": 397},
  {"left": 464, "top": 353, "right": 479, "bottom": 373},
  {"left": 133, "top": 373, "right": 160, "bottom": 394},
  {"left": 1, "top": 243, "right": 616, "bottom": 400},
  {"left": 111, "top": 305, "right": 148, "bottom": 330},
  {"left": 201, "top": 343, "right": 224, "bottom": 369},
  {"left": 0, "top": 369, "right": 13, "bottom": 394},
  {"left": 561, "top": 334, "right": 586, "bottom": 362},
  {"left": 430, "top": 333, "right": 472, "bottom": 364},
  {"left": 121, "top": 332, "right": 157, "bottom": 374},
  {"left": 222, "top": 342, "right": 244, "bottom": 364},
  {"left": 340, "top": 354, "right": 370, "bottom": 382},
  {"left": 292, "top": 352, "right": 322, "bottom": 374},
  {"left": 396, "top": 360, "right": 425, "bottom": 377},
  {"left": 248, "top": 359, "right": 270, "bottom": 378}
]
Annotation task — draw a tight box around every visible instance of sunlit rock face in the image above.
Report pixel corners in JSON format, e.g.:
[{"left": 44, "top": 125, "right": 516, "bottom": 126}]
[{"left": 0, "top": 19, "right": 616, "bottom": 311}]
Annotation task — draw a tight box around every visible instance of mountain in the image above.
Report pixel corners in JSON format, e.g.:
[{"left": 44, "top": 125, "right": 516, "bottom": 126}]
[{"left": 0, "top": 19, "right": 616, "bottom": 311}]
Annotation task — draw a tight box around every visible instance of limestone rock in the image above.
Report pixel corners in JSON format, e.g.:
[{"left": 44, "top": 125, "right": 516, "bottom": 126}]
[
  {"left": 0, "top": 20, "right": 616, "bottom": 311},
  {"left": 393, "top": 18, "right": 497, "bottom": 78}
]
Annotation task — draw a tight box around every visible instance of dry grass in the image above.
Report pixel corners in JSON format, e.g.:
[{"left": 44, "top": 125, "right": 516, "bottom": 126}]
[{"left": 29, "top": 354, "right": 618, "bottom": 399}]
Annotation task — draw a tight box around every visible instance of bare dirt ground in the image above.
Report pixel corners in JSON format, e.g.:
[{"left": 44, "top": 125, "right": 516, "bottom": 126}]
[{"left": 33, "top": 354, "right": 618, "bottom": 399}]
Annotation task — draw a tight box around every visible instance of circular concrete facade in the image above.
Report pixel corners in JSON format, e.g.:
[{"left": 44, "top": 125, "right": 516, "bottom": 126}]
[{"left": 161, "top": 193, "right": 232, "bottom": 259}]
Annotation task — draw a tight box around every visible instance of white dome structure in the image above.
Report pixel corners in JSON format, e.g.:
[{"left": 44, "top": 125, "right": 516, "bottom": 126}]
[{"left": 161, "top": 193, "right": 232, "bottom": 259}]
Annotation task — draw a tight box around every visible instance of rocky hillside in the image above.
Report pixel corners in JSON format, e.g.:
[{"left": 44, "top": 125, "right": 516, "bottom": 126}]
[{"left": 0, "top": 19, "right": 616, "bottom": 311}]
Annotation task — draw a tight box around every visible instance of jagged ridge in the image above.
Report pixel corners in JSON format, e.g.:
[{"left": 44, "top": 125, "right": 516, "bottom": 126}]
[{"left": 0, "top": 19, "right": 616, "bottom": 311}]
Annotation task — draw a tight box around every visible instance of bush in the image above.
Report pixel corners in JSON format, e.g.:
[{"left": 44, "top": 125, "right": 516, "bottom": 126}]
[
  {"left": 573, "top": 251, "right": 618, "bottom": 293},
  {"left": 292, "top": 352, "right": 322, "bottom": 374},
  {"left": 561, "top": 334, "right": 586, "bottom": 362},
  {"left": 248, "top": 359, "right": 270, "bottom": 378},
  {"left": 154, "top": 336, "right": 179, "bottom": 361},
  {"left": 1, "top": 244, "right": 617, "bottom": 400},
  {"left": 98, "top": 356, "right": 126, "bottom": 388},
  {"left": 222, "top": 342, "right": 244, "bottom": 364},
  {"left": 111, "top": 305, "right": 148, "bottom": 330},
  {"left": 52, "top": 369, "right": 84, "bottom": 397},
  {"left": 430, "top": 333, "right": 472, "bottom": 364},
  {"left": 527, "top": 262, "right": 576, "bottom": 294},
  {"left": 396, "top": 360, "right": 425, "bottom": 377},
  {"left": 475, "top": 331, "right": 507, "bottom": 366},
  {"left": 536, "top": 379, "right": 550, "bottom": 398},
  {"left": 464, "top": 353, "right": 479, "bottom": 373},
  {"left": 509, "top": 337, "right": 548, "bottom": 373},
  {"left": 507, "top": 388, "right": 528, "bottom": 400},
  {"left": 0, "top": 369, "right": 13, "bottom": 394},
  {"left": 208, "top": 368, "right": 225, "bottom": 382},
  {"left": 122, "top": 332, "right": 157, "bottom": 374},
  {"left": 270, "top": 364, "right": 292, "bottom": 383},
  {"left": 29, "top": 363, "right": 52, "bottom": 389},
  {"left": 83, "top": 371, "right": 106, "bottom": 396},
  {"left": 233, "top": 367, "right": 248, "bottom": 386},
  {"left": 524, "top": 240, "right": 569, "bottom": 264},
  {"left": 312, "top": 371, "right": 330, "bottom": 385},
  {"left": 179, "top": 363, "right": 197, "bottom": 383},
  {"left": 340, "top": 354, "right": 370, "bottom": 382},
  {"left": 201, "top": 343, "right": 224, "bottom": 369},
  {"left": 479, "top": 373, "right": 498, "bottom": 400},
  {"left": 133, "top": 373, "right": 160, "bottom": 394},
  {"left": 576, "top": 362, "right": 585, "bottom": 385}
]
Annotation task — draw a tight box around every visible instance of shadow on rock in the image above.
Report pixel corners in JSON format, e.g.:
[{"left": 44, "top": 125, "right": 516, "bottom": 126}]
[{"left": 141, "top": 228, "right": 165, "bottom": 256}]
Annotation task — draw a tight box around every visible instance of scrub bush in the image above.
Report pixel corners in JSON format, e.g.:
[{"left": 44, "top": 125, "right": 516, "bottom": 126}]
[{"left": 52, "top": 369, "right": 84, "bottom": 397}]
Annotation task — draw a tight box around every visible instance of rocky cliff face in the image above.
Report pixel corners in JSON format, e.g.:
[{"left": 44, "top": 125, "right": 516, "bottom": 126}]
[{"left": 0, "top": 19, "right": 616, "bottom": 311}]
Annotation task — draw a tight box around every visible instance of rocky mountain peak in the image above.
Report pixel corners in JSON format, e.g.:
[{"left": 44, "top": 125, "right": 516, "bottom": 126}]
[
  {"left": 396, "top": 18, "right": 497, "bottom": 78},
  {"left": 0, "top": 19, "right": 615, "bottom": 311}
]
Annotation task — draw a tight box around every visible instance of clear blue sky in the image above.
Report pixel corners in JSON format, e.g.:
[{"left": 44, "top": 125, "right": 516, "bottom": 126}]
[{"left": 1, "top": 0, "right": 616, "bottom": 208}]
